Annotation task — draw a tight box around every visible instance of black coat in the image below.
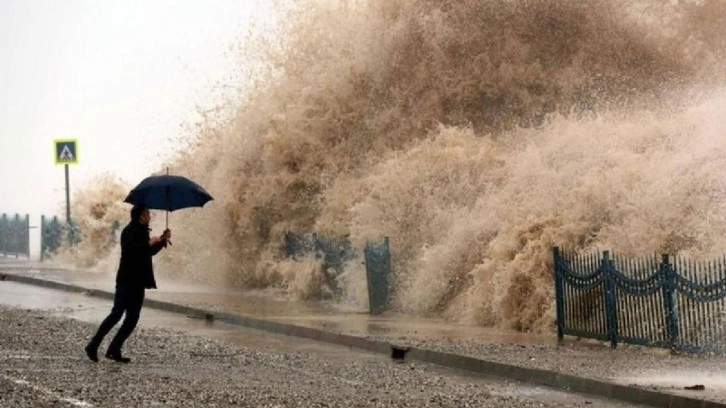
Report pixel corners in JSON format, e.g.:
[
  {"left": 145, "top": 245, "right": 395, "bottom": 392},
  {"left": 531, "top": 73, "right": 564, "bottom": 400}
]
[{"left": 116, "top": 221, "right": 166, "bottom": 289}]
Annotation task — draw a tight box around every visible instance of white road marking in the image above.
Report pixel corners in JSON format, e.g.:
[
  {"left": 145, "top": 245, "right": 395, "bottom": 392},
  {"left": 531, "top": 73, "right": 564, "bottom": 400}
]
[{"left": 2, "top": 374, "right": 93, "bottom": 407}]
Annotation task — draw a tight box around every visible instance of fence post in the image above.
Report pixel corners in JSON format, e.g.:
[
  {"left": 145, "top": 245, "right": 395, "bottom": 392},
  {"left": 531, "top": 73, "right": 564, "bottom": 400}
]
[
  {"left": 24, "top": 214, "right": 30, "bottom": 258},
  {"left": 53, "top": 216, "right": 61, "bottom": 254},
  {"left": 0, "top": 213, "right": 5, "bottom": 257},
  {"left": 382, "top": 236, "right": 392, "bottom": 311},
  {"left": 40, "top": 215, "right": 45, "bottom": 261},
  {"left": 13, "top": 213, "right": 19, "bottom": 258},
  {"left": 603, "top": 251, "right": 619, "bottom": 349},
  {"left": 553, "top": 247, "right": 565, "bottom": 342},
  {"left": 365, "top": 236, "right": 391, "bottom": 315},
  {"left": 68, "top": 220, "right": 75, "bottom": 247},
  {"left": 661, "top": 254, "right": 678, "bottom": 350},
  {"left": 110, "top": 220, "right": 121, "bottom": 246}
]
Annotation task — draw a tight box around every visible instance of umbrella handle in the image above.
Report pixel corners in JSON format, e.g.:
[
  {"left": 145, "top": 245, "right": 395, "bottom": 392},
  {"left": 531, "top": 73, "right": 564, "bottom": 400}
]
[{"left": 165, "top": 166, "right": 170, "bottom": 229}]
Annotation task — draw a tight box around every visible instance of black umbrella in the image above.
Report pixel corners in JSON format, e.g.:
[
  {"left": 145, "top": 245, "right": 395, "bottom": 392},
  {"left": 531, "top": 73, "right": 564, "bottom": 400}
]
[{"left": 123, "top": 169, "right": 213, "bottom": 228}]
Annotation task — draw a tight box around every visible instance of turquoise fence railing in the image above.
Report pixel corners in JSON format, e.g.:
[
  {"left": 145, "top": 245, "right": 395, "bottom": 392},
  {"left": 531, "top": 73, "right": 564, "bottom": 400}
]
[
  {"left": 40, "top": 216, "right": 120, "bottom": 261},
  {"left": 283, "top": 232, "right": 356, "bottom": 296},
  {"left": 0, "top": 213, "right": 30, "bottom": 258},
  {"left": 364, "top": 237, "right": 392, "bottom": 315},
  {"left": 554, "top": 247, "right": 726, "bottom": 353},
  {"left": 284, "top": 232, "right": 392, "bottom": 314},
  {"left": 40, "top": 215, "right": 64, "bottom": 260}
]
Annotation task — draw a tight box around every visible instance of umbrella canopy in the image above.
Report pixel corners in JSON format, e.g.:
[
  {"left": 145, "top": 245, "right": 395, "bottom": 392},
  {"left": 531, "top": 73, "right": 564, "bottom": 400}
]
[{"left": 124, "top": 174, "right": 213, "bottom": 212}]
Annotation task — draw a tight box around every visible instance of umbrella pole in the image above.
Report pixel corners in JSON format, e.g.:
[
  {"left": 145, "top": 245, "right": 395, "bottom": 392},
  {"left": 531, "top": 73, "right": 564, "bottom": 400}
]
[{"left": 165, "top": 167, "right": 170, "bottom": 230}]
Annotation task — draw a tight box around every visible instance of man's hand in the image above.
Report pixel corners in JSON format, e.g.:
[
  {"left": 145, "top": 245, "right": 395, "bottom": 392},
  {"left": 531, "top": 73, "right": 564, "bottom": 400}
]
[
  {"left": 161, "top": 229, "right": 172, "bottom": 246},
  {"left": 149, "top": 230, "right": 172, "bottom": 247}
]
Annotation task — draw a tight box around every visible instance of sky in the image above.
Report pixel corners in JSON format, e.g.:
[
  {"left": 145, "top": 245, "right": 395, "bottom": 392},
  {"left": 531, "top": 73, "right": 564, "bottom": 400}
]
[{"left": 0, "top": 0, "right": 276, "bottom": 219}]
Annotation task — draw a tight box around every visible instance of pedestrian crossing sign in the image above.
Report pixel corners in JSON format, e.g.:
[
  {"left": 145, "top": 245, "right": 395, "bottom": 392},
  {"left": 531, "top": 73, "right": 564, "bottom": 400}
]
[{"left": 54, "top": 139, "right": 78, "bottom": 165}]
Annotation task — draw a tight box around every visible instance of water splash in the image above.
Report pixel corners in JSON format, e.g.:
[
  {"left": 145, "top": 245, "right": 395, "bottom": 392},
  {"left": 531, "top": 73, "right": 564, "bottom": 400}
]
[
  {"left": 52, "top": 173, "right": 129, "bottom": 271},
  {"left": 74, "top": 0, "right": 726, "bottom": 331}
]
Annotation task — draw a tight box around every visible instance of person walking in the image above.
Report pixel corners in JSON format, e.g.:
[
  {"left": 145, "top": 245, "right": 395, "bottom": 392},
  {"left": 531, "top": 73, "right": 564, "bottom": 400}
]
[{"left": 84, "top": 205, "right": 171, "bottom": 363}]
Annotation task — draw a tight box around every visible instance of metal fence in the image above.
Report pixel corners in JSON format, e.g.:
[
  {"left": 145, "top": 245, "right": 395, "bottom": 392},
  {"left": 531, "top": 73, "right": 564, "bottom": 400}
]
[
  {"left": 40, "top": 215, "right": 65, "bottom": 260},
  {"left": 283, "top": 232, "right": 356, "bottom": 268},
  {"left": 283, "top": 232, "right": 392, "bottom": 314},
  {"left": 39, "top": 216, "right": 121, "bottom": 261},
  {"left": 0, "top": 213, "right": 30, "bottom": 258},
  {"left": 554, "top": 247, "right": 726, "bottom": 353},
  {"left": 283, "top": 232, "right": 357, "bottom": 297},
  {"left": 364, "top": 237, "right": 392, "bottom": 315}
]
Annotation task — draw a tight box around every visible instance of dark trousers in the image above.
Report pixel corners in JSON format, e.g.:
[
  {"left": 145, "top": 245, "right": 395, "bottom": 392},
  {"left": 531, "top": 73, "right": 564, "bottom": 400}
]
[{"left": 88, "top": 284, "right": 145, "bottom": 353}]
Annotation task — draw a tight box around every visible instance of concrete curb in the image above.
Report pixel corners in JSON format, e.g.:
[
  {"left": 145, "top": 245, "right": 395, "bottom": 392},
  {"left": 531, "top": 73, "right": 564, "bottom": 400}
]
[{"left": 1, "top": 272, "right": 722, "bottom": 408}]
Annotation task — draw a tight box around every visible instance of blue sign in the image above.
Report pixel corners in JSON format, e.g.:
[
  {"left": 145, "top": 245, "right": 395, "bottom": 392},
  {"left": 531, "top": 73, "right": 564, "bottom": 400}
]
[{"left": 54, "top": 139, "right": 78, "bottom": 165}]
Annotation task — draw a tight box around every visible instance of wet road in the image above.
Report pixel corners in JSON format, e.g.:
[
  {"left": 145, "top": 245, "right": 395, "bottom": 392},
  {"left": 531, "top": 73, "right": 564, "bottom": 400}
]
[
  {"left": 2, "top": 262, "right": 723, "bottom": 406},
  {"left": 0, "top": 263, "right": 557, "bottom": 346},
  {"left": 0, "top": 262, "right": 557, "bottom": 345},
  {"left": 0, "top": 280, "right": 643, "bottom": 407}
]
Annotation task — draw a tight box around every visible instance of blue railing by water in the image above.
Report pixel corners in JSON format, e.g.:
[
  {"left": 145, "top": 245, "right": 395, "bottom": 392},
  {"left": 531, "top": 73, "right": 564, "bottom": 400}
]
[
  {"left": 39, "top": 215, "right": 83, "bottom": 260},
  {"left": 40, "top": 215, "right": 64, "bottom": 260},
  {"left": 40, "top": 216, "right": 121, "bottom": 261},
  {"left": 0, "top": 213, "right": 30, "bottom": 258},
  {"left": 284, "top": 232, "right": 392, "bottom": 314},
  {"left": 364, "top": 237, "right": 392, "bottom": 315},
  {"left": 554, "top": 247, "right": 726, "bottom": 353}
]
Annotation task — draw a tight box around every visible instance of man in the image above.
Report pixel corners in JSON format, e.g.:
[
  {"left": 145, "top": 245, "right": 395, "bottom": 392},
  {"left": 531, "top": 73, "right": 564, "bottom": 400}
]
[{"left": 84, "top": 205, "right": 171, "bottom": 363}]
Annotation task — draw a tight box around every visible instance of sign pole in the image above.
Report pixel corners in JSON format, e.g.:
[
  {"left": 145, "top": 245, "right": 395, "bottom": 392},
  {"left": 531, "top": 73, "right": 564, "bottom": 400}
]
[
  {"left": 64, "top": 164, "right": 71, "bottom": 224},
  {"left": 54, "top": 138, "right": 78, "bottom": 246}
]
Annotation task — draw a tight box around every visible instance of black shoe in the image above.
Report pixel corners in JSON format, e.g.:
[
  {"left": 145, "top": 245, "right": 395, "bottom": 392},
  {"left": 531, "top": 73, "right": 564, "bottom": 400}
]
[
  {"left": 84, "top": 344, "right": 98, "bottom": 362},
  {"left": 105, "top": 352, "right": 131, "bottom": 364}
]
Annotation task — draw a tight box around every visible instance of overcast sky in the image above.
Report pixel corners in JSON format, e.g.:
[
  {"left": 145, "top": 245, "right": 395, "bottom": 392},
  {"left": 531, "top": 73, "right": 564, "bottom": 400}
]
[{"left": 0, "top": 0, "right": 275, "bottom": 217}]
